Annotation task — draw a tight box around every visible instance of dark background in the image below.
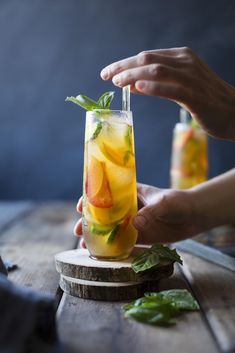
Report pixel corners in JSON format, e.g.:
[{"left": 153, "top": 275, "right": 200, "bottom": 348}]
[{"left": 0, "top": 0, "right": 235, "bottom": 200}]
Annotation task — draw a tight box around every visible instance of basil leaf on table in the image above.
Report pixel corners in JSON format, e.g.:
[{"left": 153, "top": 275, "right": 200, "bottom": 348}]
[
  {"left": 151, "top": 244, "right": 183, "bottom": 265},
  {"left": 124, "top": 295, "right": 172, "bottom": 311},
  {"left": 131, "top": 244, "right": 183, "bottom": 273},
  {"left": 145, "top": 289, "right": 199, "bottom": 311},
  {"left": 123, "top": 289, "right": 199, "bottom": 327},
  {"left": 125, "top": 304, "right": 177, "bottom": 326},
  {"left": 131, "top": 250, "right": 160, "bottom": 273}
]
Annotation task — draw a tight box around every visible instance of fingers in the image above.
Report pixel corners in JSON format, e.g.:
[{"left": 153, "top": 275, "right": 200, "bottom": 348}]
[
  {"left": 129, "top": 83, "right": 144, "bottom": 95},
  {"left": 100, "top": 47, "right": 194, "bottom": 107},
  {"left": 112, "top": 64, "right": 184, "bottom": 89},
  {"left": 135, "top": 81, "right": 186, "bottom": 102},
  {"left": 137, "top": 194, "right": 146, "bottom": 210},
  {"left": 76, "top": 197, "right": 83, "bottom": 213},
  {"left": 79, "top": 238, "right": 87, "bottom": 249},
  {"left": 133, "top": 190, "right": 193, "bottom": 243},
  {"left": 75, "top": 198, "right": 83, "bottom": 236},
  {"left": 75, "top": 197, "right": 86, "bottom": 248},
  {"left": 100, "top": 48, "right": 187, "bottom": 81},
  {"left": 73, "top": 218, "right": 87, "bottom": 250},
  {"left": 139, "top": 47, "right": 190, "bottom": 58},
  {"left": 73, "top": 218, "right": 82, "bottom": 236},
  {"left": 135, "top": 221, "right": 185, "bottom": 244}
]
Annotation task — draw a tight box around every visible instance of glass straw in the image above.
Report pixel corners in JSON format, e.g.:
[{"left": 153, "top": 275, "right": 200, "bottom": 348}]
[{"left": 122, "top": 85, "right": 130, "bottom": 111}]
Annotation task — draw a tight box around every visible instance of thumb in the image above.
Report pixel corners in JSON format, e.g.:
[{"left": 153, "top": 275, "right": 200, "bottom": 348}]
[
  {"left": 133, "top": 200, "right": 166, "bottom": 232},
  {"left": 133, "top": 190, "right": 188, "bottom": 231}
]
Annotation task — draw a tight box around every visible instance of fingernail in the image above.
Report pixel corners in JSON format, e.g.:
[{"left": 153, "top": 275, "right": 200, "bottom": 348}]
[
  {"left": 100, "top": 69, "right": 108, "bottom": 80},
  {"left": 136, "top": 81, "right": 146, "bottom": 90},
  {"left": 112, "top": 75, "right": 120, "bottom": 86},
  {"left": 133, "top": 215, "right": 147, "bottom": 229}
]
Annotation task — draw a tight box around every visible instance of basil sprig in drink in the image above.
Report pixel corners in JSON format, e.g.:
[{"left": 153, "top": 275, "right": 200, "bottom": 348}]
[{"left": 66, "top": 92, "right": 138, "bottom": 260}]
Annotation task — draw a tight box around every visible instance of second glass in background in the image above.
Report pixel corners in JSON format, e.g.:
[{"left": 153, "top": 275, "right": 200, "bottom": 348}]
[{"left": 170, "top": 108, "right": 208, "bottom": 189}]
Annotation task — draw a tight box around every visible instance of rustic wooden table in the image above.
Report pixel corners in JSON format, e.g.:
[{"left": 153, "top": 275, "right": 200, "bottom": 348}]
[{"left": 0, "top": 201, "right": 234, "bottom": 353}]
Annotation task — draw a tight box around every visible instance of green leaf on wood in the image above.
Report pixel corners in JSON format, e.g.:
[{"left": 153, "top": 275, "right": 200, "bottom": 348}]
[
  {"left": 145, "top": 289, "right": 199, "bottom": 311},
  {"left": 131, "top": 244, "right": 182, "bottom": 273},
  {"left": 123, "top": 289, "right": 199, "bottom": 326}
]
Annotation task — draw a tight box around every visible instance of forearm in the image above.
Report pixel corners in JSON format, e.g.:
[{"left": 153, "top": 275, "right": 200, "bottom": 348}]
[{"left": 189, "top": 169, "right": 235, "bottom": 230}]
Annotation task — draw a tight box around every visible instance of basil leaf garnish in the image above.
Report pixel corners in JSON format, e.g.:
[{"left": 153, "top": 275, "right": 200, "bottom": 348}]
[
  {"left": 66, "top": 91, "right": 115, "bottom": 111},
  {"left": 91, "top": 122, "right": 103, "bottom": 140},
  {"left": 125, "top": 125, "right": 133, "bottom": 149},
  {"left": 98, "top": 91, "right": 115, "bottom": 109},
  {"left": 89, "top": 223, "right": 113, "bottom": 236},
  {"left": 65, "top": 95, "right": 100, "bottom": 111},
  {"left": 107, "top": 224, "right": 120, "bottom": 244}
]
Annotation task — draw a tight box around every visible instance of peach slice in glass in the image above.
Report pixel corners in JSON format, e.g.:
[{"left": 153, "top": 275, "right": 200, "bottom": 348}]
[
  {"left": 86, "top": 156, "right": 113, "bottom": 208},
  {"left": 100, "top": 142, "right": 134, "bottom": 168}
]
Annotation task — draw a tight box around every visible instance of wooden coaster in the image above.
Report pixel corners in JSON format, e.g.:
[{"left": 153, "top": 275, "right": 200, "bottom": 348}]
[
  {"left": 55, "top": 247, "right": 174, "bottom": 301},
  {"left": 59, "top": 275, "right": 161, "bottom": 301}
]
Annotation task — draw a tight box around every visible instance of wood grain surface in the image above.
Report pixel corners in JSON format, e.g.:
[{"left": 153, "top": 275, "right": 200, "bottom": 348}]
[
  {"left": 0, "top": 201, "right": 33, "bottom": 232},
  {"left": 2, "top": 202, "right": 234, "bottom": 353},
  {"left": 180, "top": 252, "right": 235, "bottom": 353},
  {"left": 57, "top": 266, "right": 218, "bottom": 353},
  {"left": 55, "top": 248, "right": 174, "bottom": 300},
  {"left": 0, "top": 202, "right": 78, "bottom": 296}
]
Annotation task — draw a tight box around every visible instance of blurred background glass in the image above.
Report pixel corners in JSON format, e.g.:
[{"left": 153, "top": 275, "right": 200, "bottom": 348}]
[
  {"left": 0, "top": 0, "right": 235, "bottom": 200},
  {"left": 170, "top": 108, "right": 208, "bottom": 189}
]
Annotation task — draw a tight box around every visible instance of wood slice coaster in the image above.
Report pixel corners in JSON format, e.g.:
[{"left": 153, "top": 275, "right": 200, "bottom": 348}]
[
  {"left": 59, "top": 275, "right": 161, "bottom": 301},
  {"left": 55, "top": 247, "right": 174, "bottom": 301}
]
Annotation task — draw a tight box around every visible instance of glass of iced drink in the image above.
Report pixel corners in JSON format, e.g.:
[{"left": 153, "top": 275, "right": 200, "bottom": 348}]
[
  {"left": 82, "top": 110, "right": 138, "bottom": 260},
  {"left": 170, "top": 109, "right": 208, "bottom": 189}
]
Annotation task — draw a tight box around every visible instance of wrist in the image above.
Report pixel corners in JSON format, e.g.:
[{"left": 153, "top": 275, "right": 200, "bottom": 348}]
[
  {"left": 189, "top": 169, "right": 235, "bottom": 230},
  {"left": 187, "top": 188, "right": 214, "bottom": 234}
]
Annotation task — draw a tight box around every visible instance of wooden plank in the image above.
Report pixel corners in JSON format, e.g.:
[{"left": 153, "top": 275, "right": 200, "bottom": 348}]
[
  {"left": 0, "top": 201, "right": 33, "bottom": 232},
  {"left": 57, "top": 266, "right": 218, "bottom": 353},
  {"left": 180, "top": 252, "right": 235, "bottom": 353},
  {"left": 0, "top": 202, "right": 79, "bottom": 296}
]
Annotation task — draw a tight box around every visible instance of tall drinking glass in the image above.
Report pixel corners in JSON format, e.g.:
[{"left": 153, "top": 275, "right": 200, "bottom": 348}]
[
  {"left": 82, "top": 110, "right": 138, "bottom": 260},
  {"left": 170, "top": 109, "right": 208, "bottom": 189}
]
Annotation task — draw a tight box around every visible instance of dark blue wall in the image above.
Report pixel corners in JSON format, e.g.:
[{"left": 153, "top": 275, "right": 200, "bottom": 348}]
[{"left": 0, "top": 0, "right": 235, "bottom": 199}]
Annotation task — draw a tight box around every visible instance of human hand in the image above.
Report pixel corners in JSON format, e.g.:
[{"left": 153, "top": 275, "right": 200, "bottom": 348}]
[
  {"left": 100, "top": 47, "right": 235, "bottom": 140},
  {"left": 73, "top": 197, "right": 86, "bottom": 248},
  {"left": 74, "top": 183, "right": 198, "bottom": 246},
  {"left": 133, "top": 183, "right": 199, "bottom": 244}
]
